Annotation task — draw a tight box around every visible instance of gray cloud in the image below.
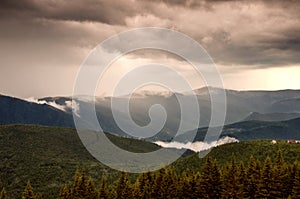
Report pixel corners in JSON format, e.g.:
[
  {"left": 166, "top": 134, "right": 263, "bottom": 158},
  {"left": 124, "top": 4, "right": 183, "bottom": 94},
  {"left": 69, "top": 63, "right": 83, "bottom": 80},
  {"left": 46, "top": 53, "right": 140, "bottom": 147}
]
[
  {"left": 1, "top": 0, "right": 299, "bottom": 67},
  {"left": 0, "top": 0, "right": 140, "bottom": 25},
  {"left": 0, "top": 0, "right": 299, "bottom": 97}
]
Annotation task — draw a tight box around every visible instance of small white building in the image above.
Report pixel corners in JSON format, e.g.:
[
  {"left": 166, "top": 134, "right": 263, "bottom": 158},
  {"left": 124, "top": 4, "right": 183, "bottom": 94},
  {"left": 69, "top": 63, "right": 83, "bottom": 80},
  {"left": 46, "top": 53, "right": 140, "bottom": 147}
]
[{"left": 271, "top": 140, "right": 277, "bottom": 144}]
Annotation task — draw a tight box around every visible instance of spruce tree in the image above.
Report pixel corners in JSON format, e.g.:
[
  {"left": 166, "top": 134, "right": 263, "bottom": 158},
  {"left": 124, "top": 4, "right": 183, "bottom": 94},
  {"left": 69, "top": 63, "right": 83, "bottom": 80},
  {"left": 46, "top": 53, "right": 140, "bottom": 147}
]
[
  {"left": 271, "top": 150, "right": 286, "bottom": 198},
  {"left": 292, "top": 164, "right": 300, "bottom": 199},
  {"left": 60, "top": 170, "right": 99, "bottom": 199},
  {"left": 59, "top": 184, "right": 72, "bottom": 199},
  {"left": 258, "top": 156, "right": 273, "bottom": 199},
  {"left": 116, "top": 172, "right": 132, "bottom": 199},
  {"left": 163, "top": 167, "right": 179, "bottom": 199},
  {"left": 73, "top": 170, "right": 88, "bottom": 198},
  {"left": 222, "top": 155, "right": 243, "bottom": 199},
  {"left": 211, "top": 160, "right": 222, "bottom": 198},
  {"left": 199, "top": 156, "right": 222, "bottom": 199},
  {"left": 35, "top": 193, "right": 43, "bottom": 199},
  {"left": 178, "top": 170, "right": 194, "bottom": 198},
  {"left": 286, "top": 164, "right": 297, "bottom": 197},
  {"left": 0, "top": 188, "right": 6, "bottom": 199},
  {"left": 151, "top": 168, "right": 166, "bottom": 198},
  {"left": 238, "top": 162, "right": 246, "bottom": 198},
  {"left": 244, "top": 156, "right": 260, "bottom": 199},
  {"left": 86, "top": 177, "right": 98, "bottom": 199},
  {"left": 99, "top": 176, "right": 109, "bottom": 199},
  {"left": 22, "top": 180, "right": 35, "bottom": 199},
  {"left": 133, "top": 172, "right": 153, "bottom": 199}
]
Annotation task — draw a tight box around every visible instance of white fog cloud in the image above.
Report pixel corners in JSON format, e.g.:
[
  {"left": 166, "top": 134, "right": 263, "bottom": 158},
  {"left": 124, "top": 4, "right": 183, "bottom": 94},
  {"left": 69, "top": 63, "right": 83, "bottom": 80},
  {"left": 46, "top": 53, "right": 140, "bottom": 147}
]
[
  {"left": 155, "top": 136, "right": 239, "bottom": 152},
  {"left": 24, "top": 97, "right": 72, "bottom": 112}
]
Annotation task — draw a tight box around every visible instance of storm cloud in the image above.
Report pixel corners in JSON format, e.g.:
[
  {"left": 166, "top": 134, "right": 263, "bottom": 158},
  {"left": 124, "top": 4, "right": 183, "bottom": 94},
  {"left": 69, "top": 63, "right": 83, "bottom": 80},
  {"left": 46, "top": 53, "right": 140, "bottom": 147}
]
[{"left": 0, "top": 0, "right": 299, "bottom": 97}]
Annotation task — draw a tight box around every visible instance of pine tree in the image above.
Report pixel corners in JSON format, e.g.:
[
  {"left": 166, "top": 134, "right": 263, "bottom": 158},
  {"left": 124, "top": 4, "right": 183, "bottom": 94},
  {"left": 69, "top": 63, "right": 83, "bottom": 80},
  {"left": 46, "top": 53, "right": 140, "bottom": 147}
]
[
  {"left": 271, "top": 150, "right": 286, "bottom": 198},
  {"left": 244, "top": 156, "right": 260, "bottom": 199},
  {"left": 258, "top": 156, "right": 273, "bottom": 199},
  {"left": 163, "top": 167, "right": 179, "bottom": 199},
  {"left": 35, "top": 193, "right": 43, "bottom": 199},
  {"left": 86, "top": 177, "right": 98, "bottom": 199},
  {"left": 222, "top": 155, "right": 243, "bottom": 199},
  {"left": 133, "top": 172, "right": 153, "bottom": 199},
  {"left": 59, "top": 184, "right": 72, "bottom": 199},
  {"left": 116, "top": 172, "right": 132, "bottom": 199},
  {"left": 211, "top": 160, "right": 222, "bottom": 198},
  {"left": 0, "top": 188, "right": 6, "bottom": 199},
  {"left": 22, "top": 180, "right": 36, "bottom": 199},
  {"left": 286, "top": 163, "right": 297, "bottom": 197},
  {"left": 151, "top": 168, "right": 166, "bottom": 198},
  {"left": 99, "top": 176, "right": 109, "bottom": 199},
  {"left": 292, "top": 164, "right": 300, "bottom": 199},
  {"left": 198, "top": 156, "right": 222, "bottom": 199},
  {"left": 193, "top": 172, "right": 202, "bottom": 198},
  {"left": 174, "top": 169, "right": 199, "bottom": 198},
  {"left": 73, "top": 169, "right": 80, "bottom": 196},
  {"left": 60, "top": 170, "right": 99, "bottom": 199},
  {"left": 73, "top": 170, "right": 88, "bottom": 198},
  {"left": 238, "top": 162, "right": 246, "bottom": 198},
  {"left": 178, "top": 170, "right": 194, "bottom": 198}
]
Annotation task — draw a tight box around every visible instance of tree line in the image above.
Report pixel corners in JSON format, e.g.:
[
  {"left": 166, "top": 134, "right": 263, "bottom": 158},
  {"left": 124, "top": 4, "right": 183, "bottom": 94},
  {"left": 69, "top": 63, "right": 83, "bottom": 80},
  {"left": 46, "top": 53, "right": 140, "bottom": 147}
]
[{"left": 1, "top": 151, "right": 300, "bottom": 199}]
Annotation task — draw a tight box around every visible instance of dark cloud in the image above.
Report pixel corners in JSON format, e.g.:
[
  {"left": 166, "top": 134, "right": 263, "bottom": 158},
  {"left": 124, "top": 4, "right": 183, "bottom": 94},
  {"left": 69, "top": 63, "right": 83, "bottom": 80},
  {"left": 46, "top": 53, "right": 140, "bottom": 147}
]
[
  {"left": 1, "top": 0, "right": 299, "bottom": 68},
  {"left": 0, "top": 0, "right": 139, "bottom": 25},
  {"left": 204, "top": 26, "right": 300, "bottom": 68},
  {"left": 0, "top": 0, "right": 300, "bottom": 97}
]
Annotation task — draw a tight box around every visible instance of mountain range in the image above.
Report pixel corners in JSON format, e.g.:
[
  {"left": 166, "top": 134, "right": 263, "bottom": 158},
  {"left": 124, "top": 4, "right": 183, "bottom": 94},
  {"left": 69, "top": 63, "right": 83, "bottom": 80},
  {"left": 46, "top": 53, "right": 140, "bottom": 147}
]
[{"left": 1, "top": 87, "right": 300, "bottom": 141}]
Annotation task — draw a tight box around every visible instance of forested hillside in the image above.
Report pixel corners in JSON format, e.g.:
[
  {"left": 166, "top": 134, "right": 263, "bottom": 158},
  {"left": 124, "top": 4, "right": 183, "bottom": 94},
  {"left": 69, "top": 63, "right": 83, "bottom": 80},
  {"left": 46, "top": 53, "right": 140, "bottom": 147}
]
[
  {"left": 1, "top": 125, "right": 300, "bottom": 198},
  {"left": 2, "top": 151, "right": 300, "bottom": 199}
]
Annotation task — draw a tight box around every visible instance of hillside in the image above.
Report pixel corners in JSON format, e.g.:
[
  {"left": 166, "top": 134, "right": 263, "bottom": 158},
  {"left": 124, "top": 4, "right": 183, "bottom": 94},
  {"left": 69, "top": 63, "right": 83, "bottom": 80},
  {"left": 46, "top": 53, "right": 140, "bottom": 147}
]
[
  {"left": 1, "top": 125, "right": 300, "bottom": 198},
  {"left": 243, "top": 112, "right": 300, "bottom": 122},
  {"left": 177, "top": 117, "right": 300, "bottom": 142},
  {"left": 173, "top": 139, "right": 300, "bottom": 174},
  {"left": 0, "top": 125, "right": 162, "bottom": 198},
  {"left": 0, "top": 95, "right": 74, "bottom": 128}
]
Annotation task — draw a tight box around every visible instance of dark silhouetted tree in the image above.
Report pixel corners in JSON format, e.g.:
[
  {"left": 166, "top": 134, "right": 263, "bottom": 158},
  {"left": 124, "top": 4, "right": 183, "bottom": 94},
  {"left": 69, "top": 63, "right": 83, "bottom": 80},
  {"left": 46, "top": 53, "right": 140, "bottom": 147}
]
[
  {"left": 292, "top": 164, "right": 300, "bottom": 199},
  {"left": 258, "top": 157, "right": 273, "bottom": 199},
  {"left": 0, "top": 188, "right": 6, "bottom": 199},
  {"left": 133, "top": 171, "right": 153, "bottom": 199},
  {"left": 116, "top": 172, "right": 132, "bottom": 199},
  {"left": 22, "top": 181, "right": 35, "bottom": 199},
  {"left": 222, "top": 154, "right": 243, "bottom": 199},
  {"left": 271, "top": 150, "right": 287, "bottom": 198},
  {"left": 99, "top": 176, "right": 110, "bottom": 199},
  {"left": 59, "top": 184, "right": 72, "bottom": 199},
  {"left": 199, "top": 156, "right": 222, "bottom": 198}
]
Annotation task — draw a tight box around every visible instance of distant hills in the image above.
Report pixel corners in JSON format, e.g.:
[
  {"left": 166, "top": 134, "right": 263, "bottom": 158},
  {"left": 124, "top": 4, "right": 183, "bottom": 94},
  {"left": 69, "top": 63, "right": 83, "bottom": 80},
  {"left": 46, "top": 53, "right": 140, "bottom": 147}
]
[
  {"left": 0, "top": 95, "right": 74, "bottom": 127},
  {"left": 243, "top": 112, "right": 300, "bottom": 122},
  {"left": 1, "top": 87, "right": 300, "bottom": 141},
  {"left": 176, "top": 117, "right": 300, "bottom": 142}
]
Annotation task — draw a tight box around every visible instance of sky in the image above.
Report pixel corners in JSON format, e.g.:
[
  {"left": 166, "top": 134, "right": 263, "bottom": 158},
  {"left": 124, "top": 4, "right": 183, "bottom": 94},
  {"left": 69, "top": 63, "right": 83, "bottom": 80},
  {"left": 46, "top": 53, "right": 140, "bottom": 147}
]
[{"left": 0, "top": 0, "right": 300, "bottom": 98}]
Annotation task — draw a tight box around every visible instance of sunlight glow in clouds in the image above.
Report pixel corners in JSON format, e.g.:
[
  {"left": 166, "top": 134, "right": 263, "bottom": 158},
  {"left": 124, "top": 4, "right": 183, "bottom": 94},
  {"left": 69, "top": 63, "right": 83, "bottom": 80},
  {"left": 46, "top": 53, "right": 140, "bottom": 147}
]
[
  {"left": 0, "top": 0, "right": 300, "bottom": 98},
  {"left": 222, "top": 66, "right": 300, "bottom": 91}
]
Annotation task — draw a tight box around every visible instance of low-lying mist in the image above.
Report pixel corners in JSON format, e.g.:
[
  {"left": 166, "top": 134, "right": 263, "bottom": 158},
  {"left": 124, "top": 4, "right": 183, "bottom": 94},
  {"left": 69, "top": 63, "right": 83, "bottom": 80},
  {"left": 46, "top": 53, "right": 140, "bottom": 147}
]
[{"left": 154, "top": 136, "right": 239, "bottom": 152}]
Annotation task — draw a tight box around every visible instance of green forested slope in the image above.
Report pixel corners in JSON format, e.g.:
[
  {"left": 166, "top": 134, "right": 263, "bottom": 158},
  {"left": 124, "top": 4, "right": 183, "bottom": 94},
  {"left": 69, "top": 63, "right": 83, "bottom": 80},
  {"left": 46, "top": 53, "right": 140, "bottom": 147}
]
[
  {"left": 0, "top": 125, "right": 161, "bottom": 198},
  {"left": 1, "top": 125, "right": 300, "bottom": 198}
]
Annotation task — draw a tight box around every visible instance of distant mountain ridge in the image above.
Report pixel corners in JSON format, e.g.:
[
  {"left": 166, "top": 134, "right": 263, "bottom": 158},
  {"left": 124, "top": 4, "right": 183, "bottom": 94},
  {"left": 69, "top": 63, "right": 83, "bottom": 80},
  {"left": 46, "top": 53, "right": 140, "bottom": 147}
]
[
  {"left": 176, "top": 117, "right": 300, "bottom": 142},
  {"left": 0, "top": 95, "right": 74, "bottom": 127},
  {"left": 243, "top": 112, "right": 300, "bottom": 122},
  {"left": 0, "top": 87, "right": 300, "bottom": 141}
]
